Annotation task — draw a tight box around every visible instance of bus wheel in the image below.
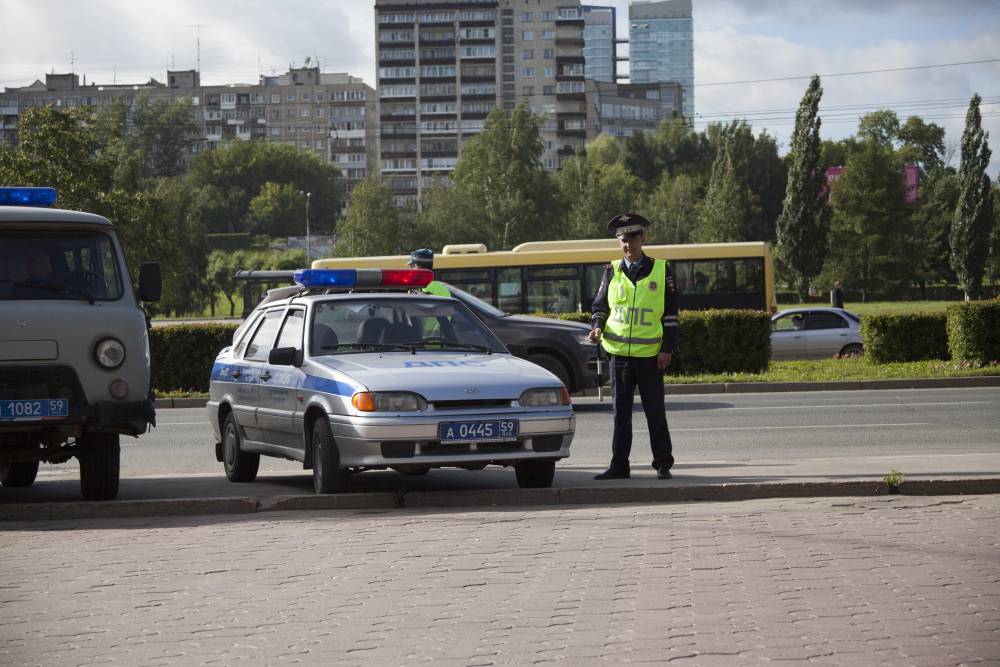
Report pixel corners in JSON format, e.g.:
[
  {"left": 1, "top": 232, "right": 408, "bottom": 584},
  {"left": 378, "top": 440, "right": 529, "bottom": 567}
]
[{"left": 526, "top": 353, "right": 571, "bottom": 391}]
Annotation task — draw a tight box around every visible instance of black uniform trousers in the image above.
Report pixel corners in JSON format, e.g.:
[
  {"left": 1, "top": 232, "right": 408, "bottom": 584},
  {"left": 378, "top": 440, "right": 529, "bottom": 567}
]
[{"left": 608, "top": 353, "right": 674, "bottom": 472}]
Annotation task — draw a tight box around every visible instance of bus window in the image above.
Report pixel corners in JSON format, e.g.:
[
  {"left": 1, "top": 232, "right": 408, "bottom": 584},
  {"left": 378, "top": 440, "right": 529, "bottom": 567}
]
[
  {"left": 526, "top": 266, "right": 580, "bottom": 314},
  {"left": 671, "top": 260, "right": 691, "bottom": 294},
  {"left": 736, "top": 258, "right": 763, "bottom": 293},
  {"left": 437, "top": 269, "right": 493, "bottom": 302},
  {"left": 584, "top": 264, "right": 606, "bottom": 304},
  {"left": 498, "top": 267, "right": 522, "bottom": 313},
  {"left": 690, "top": 261, "right": 715, "bottom": 294}
]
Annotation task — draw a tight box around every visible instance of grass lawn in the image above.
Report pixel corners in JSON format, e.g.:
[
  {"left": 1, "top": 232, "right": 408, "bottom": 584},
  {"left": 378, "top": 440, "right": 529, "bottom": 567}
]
[{"left": 668, "top": 357, "right": 1000, "bottom": 385}]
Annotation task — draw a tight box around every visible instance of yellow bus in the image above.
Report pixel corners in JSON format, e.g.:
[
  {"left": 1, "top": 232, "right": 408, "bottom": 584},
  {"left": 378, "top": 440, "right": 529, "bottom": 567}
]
[{"left": 312, "top": 240, "right": 777, "bottom": 314}]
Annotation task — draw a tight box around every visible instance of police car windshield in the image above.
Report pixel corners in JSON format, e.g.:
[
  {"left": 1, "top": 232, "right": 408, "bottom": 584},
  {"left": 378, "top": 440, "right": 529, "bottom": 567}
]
[
  {"left": 310, "top": 297, "right": 507, "bottom": 356},
  {"left": 0, "top": 231, "right": 124, "bottom": 301}
]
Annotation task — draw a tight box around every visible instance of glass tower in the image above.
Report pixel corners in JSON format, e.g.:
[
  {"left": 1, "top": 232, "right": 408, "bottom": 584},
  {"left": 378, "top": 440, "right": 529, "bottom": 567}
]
[{"left": 628, "top": 0, "right": 693, "bottom": 125}]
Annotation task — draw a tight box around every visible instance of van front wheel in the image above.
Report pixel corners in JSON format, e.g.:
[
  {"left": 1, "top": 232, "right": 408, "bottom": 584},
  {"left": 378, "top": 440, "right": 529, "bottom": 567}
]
[{"left": 79, "top": 432, "right": 120, "bottom": 500}]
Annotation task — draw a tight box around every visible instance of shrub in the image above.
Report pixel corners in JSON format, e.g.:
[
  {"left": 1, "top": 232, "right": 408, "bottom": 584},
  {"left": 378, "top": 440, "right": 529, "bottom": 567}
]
[
  {"left": 947, "top": 301, "right": 1000, "bottom": 364},
  {"left": 150, "top": 323, "right": 239, "bottom": 392},
  {"left": 861, "top": 313, "right": 948, "bottom": 363},
  {"left": 672, "top": 309, "right": 771, "bottom": 374}
]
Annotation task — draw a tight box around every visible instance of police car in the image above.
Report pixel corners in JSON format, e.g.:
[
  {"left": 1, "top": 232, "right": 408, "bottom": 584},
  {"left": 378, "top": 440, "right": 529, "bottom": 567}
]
[
  {"left": 0, "top": 187, "right": 161, "bottom": 500},
  {"left": 207, "top": 268, "right": 575, "bottom": 493}
]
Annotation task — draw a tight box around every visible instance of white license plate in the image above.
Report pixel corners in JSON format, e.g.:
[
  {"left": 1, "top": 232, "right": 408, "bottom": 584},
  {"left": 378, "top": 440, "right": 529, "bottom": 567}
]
[
  {"left": 0, "top": 399, "right": 69, "bottom": 422},
  {"left": 438, "top": 419, "right": 519, "bottom": 443}
]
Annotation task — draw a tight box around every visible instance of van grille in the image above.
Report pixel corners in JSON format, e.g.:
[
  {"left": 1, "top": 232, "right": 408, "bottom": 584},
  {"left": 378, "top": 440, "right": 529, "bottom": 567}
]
[{"left": 0, "top": 365, "right": 85, "bottom": 404}]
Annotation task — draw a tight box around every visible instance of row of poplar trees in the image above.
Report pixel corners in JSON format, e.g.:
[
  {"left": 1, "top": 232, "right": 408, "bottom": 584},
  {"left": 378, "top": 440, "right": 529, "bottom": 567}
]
[{"left": 777, "top": 76, "right": 995, "bottom": 301}]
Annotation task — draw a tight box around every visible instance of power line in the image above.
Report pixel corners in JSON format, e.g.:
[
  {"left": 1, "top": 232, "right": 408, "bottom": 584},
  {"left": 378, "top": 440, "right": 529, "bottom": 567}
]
[{"left": 696, "top": 58, "right": 1000, "bottom": 87}]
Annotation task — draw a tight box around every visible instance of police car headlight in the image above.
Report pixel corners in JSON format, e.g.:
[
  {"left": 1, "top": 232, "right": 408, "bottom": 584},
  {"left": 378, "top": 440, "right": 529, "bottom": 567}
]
[
  {"left": 352, "top": 391, "right": 427, "bottom": 412},
  {"left": 94, "top": 338, "right": 126, "bottom": 369},
  {"left": 519, "top": 387, "right": 571, "bottom": 407}
]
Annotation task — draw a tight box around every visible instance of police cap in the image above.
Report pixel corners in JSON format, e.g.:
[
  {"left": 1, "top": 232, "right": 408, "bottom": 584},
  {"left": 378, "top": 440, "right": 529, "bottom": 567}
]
[
  {"left": 607, "top": 213, "right": 650, "bottom": 239},
  {"left": 408, "top": 248, "right": 434, "bottom": 269}
]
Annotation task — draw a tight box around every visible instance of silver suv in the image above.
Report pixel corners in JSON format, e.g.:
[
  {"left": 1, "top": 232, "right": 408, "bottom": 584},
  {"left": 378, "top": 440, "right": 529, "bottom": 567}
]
[{"left": 0, "top": 188, "right": 162, "bottom": 499}]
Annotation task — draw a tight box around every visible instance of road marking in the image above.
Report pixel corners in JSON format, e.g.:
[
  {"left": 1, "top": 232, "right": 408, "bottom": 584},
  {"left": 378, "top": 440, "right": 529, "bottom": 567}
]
[
  {"left": 712, "top": 401, "right": 992, "bottom": 411},
  {"left": 663, "top": 422, "right": 931, "bottom": 433}
]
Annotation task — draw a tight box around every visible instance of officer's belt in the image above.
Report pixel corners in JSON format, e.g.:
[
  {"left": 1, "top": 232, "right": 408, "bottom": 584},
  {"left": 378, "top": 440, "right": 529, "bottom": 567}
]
[{"left": 602, "top": 331, "right": 662, "bottom": 345}]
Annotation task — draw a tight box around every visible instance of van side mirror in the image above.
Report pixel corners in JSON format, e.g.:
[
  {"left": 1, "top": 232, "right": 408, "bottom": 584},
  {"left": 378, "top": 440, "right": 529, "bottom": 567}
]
[
  {"left": 137, "top": 262, "right": 162, "bottom": 302},
  {"left": 268, "top": 346, "right": 302, "bottom": 366}
]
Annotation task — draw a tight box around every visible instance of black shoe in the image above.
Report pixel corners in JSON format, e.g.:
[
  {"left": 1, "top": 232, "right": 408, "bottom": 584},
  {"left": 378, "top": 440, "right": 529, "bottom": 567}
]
[
  {"left": 657, "top": 468, "right": 672, "bottom": 480},
  {"left": 594, "top": 467, "right": 630, "bottom": 480}
]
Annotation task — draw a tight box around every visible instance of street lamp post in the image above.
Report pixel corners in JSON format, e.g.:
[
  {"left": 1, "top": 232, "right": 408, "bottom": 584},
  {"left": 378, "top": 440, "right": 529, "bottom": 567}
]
[{"left": 301, "top": 191, "right": 312, "bottom": 263}]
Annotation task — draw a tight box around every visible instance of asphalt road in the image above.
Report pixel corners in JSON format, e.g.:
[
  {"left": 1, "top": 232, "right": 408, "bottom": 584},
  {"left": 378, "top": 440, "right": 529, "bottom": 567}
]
[{"left": 19, "top": 386, "right": 999, "bottom": 491}]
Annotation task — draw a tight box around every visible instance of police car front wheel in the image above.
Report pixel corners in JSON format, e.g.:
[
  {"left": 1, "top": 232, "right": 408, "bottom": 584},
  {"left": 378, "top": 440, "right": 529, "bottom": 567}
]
[{"left": 514, "top": 459, "right": 555, "bottom": 489}]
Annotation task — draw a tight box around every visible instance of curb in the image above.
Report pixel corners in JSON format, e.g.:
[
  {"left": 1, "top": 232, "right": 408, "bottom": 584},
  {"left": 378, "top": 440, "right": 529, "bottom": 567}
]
[{"left": 3, "top": 478, "right": 999, "bottom": 521}]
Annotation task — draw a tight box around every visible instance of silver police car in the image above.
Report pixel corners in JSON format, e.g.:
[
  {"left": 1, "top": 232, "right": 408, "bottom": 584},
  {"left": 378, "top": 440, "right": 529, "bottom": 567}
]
[{"left": 207, "top": 268, "right": 575, "bottom": 493}]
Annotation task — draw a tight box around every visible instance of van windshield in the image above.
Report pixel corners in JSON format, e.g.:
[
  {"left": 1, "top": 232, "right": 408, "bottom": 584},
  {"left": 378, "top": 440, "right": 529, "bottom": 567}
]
[{"left": 0, "top": 231, "right": 125, "bottom": 301}]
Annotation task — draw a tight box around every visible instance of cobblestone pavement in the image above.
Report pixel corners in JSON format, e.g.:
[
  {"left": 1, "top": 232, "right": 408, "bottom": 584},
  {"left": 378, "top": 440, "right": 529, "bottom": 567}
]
[{"left": 1, "top": 495, "right": 998, "bottom": 666}]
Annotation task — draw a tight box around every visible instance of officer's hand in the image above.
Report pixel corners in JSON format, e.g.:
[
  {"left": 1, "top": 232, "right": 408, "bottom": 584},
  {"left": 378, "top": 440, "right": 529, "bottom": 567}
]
[
  {"left": 657, "top": 352, "right": 672, "bottom": 370},
  {"left": 588, "top": 328, "right": 602, "bottom": 343}
]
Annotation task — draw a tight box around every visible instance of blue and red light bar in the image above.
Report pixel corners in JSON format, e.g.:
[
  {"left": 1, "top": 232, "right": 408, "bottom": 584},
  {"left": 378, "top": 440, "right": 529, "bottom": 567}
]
[
  {"left": 293, "top": 268, "right": 434, "bottom": 290},
  {"left": 0, "top": 187, "right": 58, "bottom": 207}
]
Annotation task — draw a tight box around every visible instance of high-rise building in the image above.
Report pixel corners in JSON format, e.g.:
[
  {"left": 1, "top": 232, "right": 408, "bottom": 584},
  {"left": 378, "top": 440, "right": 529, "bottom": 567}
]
[
  {"left": 628, "top": 0, "right": 693, "bottom": 124},
  {"left": 0, "top": 67, "right": 378, "bottom": 194},
  {"left": 374, "top": 0, "right": 586, "bottom": 206},
  {"left": 587, "top": 80, "right": 683, "bottom": 138},
  {"left": 582, "top": 5, "right": 616, "bottom": 83}
]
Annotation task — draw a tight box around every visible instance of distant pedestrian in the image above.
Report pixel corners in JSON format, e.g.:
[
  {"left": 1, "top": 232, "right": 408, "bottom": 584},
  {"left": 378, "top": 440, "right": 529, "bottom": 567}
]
[
  {"left": 589, "top": 213, "right": 679, "bottom": 481},
  {"left": 831, "top": 280, "right": 844, "bottom": 309}
]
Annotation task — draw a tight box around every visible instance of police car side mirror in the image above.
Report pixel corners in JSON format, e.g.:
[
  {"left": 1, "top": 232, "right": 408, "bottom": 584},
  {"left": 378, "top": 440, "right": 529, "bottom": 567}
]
[
  {"left": 268, "top": 346, "right": 302, "bottom": 367},
  {"left": 137, "top": 262, "right": 162, "bottom": 302}
]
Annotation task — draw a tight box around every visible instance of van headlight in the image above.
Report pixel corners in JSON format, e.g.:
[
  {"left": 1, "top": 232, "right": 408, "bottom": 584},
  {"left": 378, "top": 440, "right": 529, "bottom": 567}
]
[
  {"left": 519, "top": 387, "right": 571, "bottom": 407},
  {"left": 352, "top": 391, "right": 427, "bottom": 412},
  {"left": 94, "top": 338, "right": 126, "bottom": 369}
]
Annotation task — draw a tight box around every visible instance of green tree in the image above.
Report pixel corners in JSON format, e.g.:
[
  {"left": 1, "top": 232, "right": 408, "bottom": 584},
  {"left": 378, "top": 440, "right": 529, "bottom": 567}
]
[
  {"left": 334, "top": 176, "right": 400, "bottom": 257},
  {"left": 642, "top": 174, "right": 700, "bottom": 244},
  {"left": 824, "top": 139, "right": 915, "bottom": 300},
  {"left": 622, "top": 130, "right": 662, "bottom": 185},
  {"left": 187, "top": 140, "right": 340, "bottom": 234},
  {"left": 910, "top": 169, "right": 959, "bottom": 290},
  {"left": 776, "top": 75, "right": 830, "bottom": 301},
  {"left": 148, "top": 177, "right": 209, "bottom": 316},
  {"left": 130, "top": 94, "right": 199, "bottom": 178},
  {"left": 693, "top": 123, "right": 760, "bottom": 242},
  {"left": 898, "top": 116, "right": 946, "bottom": 175},
  {"left": 556, "top": 146, "right": 644, "bottom": 239},
  {"left": 950, "top": 94, "right": 993, "bottom": 300},
  {"left": 247, "top": 182, "right": 307, "bottom": 237},
  {"left": 655, "top": 119, "right": 712, "bottom": 178},
  {"left": 446, "top": 104, "right": 559, "bottom": 248},
  {"left": 857, "top": 109, "right": 900, "bottom": 146}
]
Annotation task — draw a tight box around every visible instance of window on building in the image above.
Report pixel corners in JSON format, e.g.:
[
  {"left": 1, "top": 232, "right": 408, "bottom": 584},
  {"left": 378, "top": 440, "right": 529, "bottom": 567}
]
[
  {"left": 521, "top": 12, "right": 533, "bottom": 22},
  {"left": 542, "top": 48, "right": 555, "bottom": 59},
  {"left": 522, "top": 49, "right": 533, "bottom": 60},
  {"left": 522, "top": 86, "right": 534, "bottom": 96},
  {"left": 523, "top": 67, "right": 534, "bottom": 77},
  {"left": 522, "top": 30, "right": 534, "bottom": 40}
]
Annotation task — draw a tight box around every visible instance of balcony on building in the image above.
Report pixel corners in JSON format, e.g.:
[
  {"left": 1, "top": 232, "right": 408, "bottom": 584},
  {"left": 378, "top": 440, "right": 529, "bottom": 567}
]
[
  {"left": 555, "top": 28, "right": 584, "bottom": 46},
  {"left": 555, "top": 7, "right": 584, "bottom": 24}
]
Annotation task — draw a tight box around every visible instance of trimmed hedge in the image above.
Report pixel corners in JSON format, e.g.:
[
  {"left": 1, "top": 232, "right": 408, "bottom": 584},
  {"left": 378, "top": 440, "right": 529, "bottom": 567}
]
[
  {"left": 539, "top": 310, "right": 771, "bottom": 374},
  {"left": 860, "top": 313, "right": 948, "bottom": 363},
  {"left": 947, "top": 301, "right": 1000, "bottom": 363},
  {"left": 151, "top": 323, "right": 239, "bottom": 392},
  {"left": 672, "top": 309, "right": 771, "bottom": 374}
]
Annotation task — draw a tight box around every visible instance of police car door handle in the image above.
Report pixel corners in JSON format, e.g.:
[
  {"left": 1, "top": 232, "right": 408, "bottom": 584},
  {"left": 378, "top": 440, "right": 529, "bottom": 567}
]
[
  {"left": 231, "top": 369, "right": 242, "bottom": 379},
  {"left": 259, "top": 371, "right": 272, "bottom": 382}
]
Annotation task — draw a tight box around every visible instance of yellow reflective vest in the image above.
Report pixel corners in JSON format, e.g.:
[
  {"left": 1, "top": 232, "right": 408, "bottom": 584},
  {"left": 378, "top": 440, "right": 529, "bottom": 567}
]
[
  {"left": 601, "top": 258, "right": 667, "bottom": 358},
  {"left": 423, "top": 280, "right": 450, "bottom": 297}
]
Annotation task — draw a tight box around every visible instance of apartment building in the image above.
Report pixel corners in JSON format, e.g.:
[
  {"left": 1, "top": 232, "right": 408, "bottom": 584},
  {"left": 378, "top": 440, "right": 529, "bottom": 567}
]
[
  {"left": 0, "top": 67, "right": 378, "bottom": 192},
  {"left": 581, "top": 5, "right": 616, "bottom": 83},
  {"left": 375, "top": 0, "right": 587, "bottom": 206}
]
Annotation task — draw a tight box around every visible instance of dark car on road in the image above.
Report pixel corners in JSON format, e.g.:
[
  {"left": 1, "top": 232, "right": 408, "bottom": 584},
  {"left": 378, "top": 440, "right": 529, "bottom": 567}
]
[{"left": 443, "top": 284, "right": 602, "bottom": 394}]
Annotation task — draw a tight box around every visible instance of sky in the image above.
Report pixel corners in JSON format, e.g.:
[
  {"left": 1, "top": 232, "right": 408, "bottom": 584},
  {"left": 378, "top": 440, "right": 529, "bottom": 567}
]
[{"left": 1, "top": 0, "right": 998, "bottom": 175}]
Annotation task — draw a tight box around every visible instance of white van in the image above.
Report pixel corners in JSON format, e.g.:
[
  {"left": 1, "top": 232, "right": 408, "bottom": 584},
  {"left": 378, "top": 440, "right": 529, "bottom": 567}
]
[{"left": 0, "top": 187, "right": 161, "bottom": 499}]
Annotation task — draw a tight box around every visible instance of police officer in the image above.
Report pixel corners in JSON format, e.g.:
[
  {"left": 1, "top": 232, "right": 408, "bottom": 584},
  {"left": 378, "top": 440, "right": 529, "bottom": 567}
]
[
  {"left": 588, "top": 213, "right": 679, "bottom": 480},
  {"left": 407, "top": 248, "right": 450, "bottom": 297}
]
